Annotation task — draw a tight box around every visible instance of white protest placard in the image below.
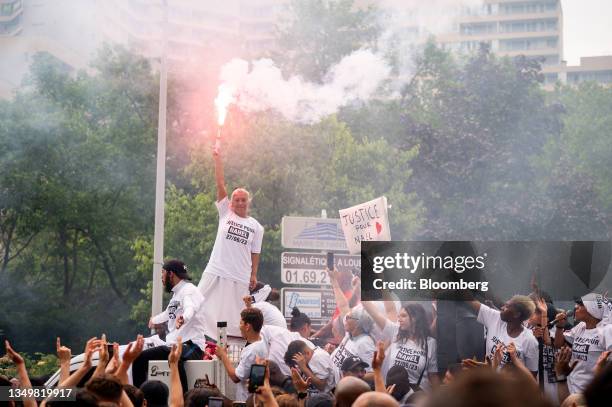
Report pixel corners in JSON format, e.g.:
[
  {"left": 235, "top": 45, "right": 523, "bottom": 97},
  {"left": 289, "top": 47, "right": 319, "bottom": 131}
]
[{"left": 339, "top": 196, "right": 391, "bottom": 254}]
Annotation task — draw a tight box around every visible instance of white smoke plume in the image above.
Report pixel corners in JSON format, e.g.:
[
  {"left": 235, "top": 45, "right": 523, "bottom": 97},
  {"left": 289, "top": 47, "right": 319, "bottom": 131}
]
[{"left": 218, "top": 0, "right": 485, "bottom": 123}]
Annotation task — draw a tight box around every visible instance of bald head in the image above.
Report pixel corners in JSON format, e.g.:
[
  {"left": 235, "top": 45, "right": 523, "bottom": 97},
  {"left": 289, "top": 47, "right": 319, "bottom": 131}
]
[
  {"left": 334, "top": 376, "right": 371, "bottom": 407},
  {"left": 353, "top": 392, "right": 399, "bottom": 407}
]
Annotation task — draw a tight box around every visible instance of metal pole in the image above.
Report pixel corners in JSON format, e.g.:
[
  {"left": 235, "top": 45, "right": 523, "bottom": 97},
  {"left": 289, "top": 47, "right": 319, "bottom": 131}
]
[{"left": 152, "top": 0, "right": 168, "bottom": 317}]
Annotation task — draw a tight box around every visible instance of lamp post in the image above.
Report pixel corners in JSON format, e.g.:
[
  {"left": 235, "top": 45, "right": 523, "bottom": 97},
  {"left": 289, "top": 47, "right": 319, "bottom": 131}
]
[{"left": 151, "top": 0, "right": 168, "bottom": 317}]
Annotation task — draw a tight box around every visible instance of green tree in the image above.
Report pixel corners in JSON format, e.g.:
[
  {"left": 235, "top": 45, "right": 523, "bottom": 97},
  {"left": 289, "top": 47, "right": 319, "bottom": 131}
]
[{"left": 0, "top": 47, "right": 159, "bottom": 352}]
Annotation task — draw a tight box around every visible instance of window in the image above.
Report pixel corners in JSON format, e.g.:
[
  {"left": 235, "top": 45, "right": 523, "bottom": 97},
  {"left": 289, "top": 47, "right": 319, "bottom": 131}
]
[
  {"left": 460, "top": 22, "right": 496, "bottom": 35},
  {"left": 0, "top": 0, "right": 20, "bottom": 16},
  {"left": 500, "top": 19, "right": 557, "bottom": 33},
  {"left": 500, "top": 37, "right": 558, "bottom": 51},
  {"left": 499, "top": 1, "right": 558, "bottom": 15},
  {"left": 544, "top": 73, "right": 558, "bottom": 84},
  {"left": 569, "top": 71, "right": 612, "bottom": 84}
]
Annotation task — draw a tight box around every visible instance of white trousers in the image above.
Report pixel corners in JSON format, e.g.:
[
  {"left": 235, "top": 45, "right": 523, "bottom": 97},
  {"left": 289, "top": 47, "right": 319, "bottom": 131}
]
[{"left": 198, "top": 272, "right": 249, "bottom": 339}]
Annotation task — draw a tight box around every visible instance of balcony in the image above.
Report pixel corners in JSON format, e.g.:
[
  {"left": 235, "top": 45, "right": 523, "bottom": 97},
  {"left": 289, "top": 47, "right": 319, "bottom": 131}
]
[{"left": 0, "top": 0, "right": 23, "bottom": 23}]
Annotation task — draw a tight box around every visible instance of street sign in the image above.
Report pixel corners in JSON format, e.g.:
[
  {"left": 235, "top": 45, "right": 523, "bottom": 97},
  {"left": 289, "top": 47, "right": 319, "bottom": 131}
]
[
  {"left": 280, "top": 287, "right": 337, "bottom": 328},
  {"left": 281, "top": 216, "right": 348, "bottom": 251},
  {"left": 281, "top": 252, "right": 361, "bottom": 285}
]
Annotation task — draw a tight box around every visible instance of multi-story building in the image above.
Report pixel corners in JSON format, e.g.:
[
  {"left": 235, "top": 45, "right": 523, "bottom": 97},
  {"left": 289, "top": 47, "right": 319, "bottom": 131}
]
[
  {"left": 1, "top": 0, "right": 610, "bottom": 98},
  {"left": 0, "top": 0, "right": 100, "bottom": 98},
  {"left": 439, "top": 0, "right": 563, "bottom": 68},
  {"left": 0, "top": 0, "right": 283, "bottom": 98},
  {"left": 98, "top": 0, "right": 282, "bottom": 67}
]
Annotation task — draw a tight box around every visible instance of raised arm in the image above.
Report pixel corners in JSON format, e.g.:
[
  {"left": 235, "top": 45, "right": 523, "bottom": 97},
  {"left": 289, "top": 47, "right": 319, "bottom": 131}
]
[
  {"left": 168, "top": 340, "right": 184, "bottom": 407},
  {"left": 59, "top": 337, "right": 98, "bottom": 388},
  {"left": 56, "top": 337, "right": 72, "bottom": 384},
  {"left": 553, "top": 311, "right": 569, "bottom": 349},
  {"left": 5, "top": 341, "right": 37, "bottom": 407},
  {"left": 467, "top": 300, "right": 481, "bottom": 314},
  {"left": 328, "top": 269, "right": 350, "bottom": 317},
  {"left": 361, "top": 301, "right": 388, "bottom": 330},
  {"left": 213, "top": 150, "right": 227, "bottom": 202}
]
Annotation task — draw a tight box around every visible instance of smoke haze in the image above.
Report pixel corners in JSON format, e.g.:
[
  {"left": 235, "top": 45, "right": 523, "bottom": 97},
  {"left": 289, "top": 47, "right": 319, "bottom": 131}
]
[{"left": 216, "top": 0, "right": 485, "bottom": 122}]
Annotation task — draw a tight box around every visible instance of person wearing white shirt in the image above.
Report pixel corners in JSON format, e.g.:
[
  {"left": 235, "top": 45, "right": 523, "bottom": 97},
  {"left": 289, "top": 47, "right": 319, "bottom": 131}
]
[
  {"left": 468, "top": 295, "right": 539, "bottom": 375},
  {"left": 327, "top": 269, "right": 376, "bottom": 384},
  {"left": 215, "top": 308, "right": 268, "bottom": 402},
  {"left": 133, "top": 259, "right": 206, "bottom": 389},
  {"left": 329, "top": 307, "right": 376, "bottom": 384},
  {"left": 259, "top": 324, "right": 302, "bottom": 376},
  {"left": 284, "top": 339, "right": 336, "bottom": 392},
  {"left": 362, "top": 301, "right": 439, "bottom": 391},
  {"left": 554, "top": 293, "right": 612, "bottom": 394},
  {"left": 245, "top": 284, "right": 287, "bottom": 329},
  {"left": 198, "top": 148, "right": 264, "bottom": 339}
]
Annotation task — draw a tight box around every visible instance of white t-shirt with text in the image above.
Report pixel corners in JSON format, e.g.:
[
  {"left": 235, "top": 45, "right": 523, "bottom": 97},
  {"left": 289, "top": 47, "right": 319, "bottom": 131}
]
[
  {"left": 564, "top": 321, "right": 612, "bottom": 394},
  {"left": 308, "top": 346, "right": 336, "bottom": 392},
  {"left": 477, "top": 304, "right": 539, "bottom": 372},
  {"left": 329, "top": 332, "right": 376, "bottom": 384},
  {"left": 203, "top": 197, "right": 264, "bottom": 284},
  {"left": 380, "top": 321, "right": 438, "bottom": 391}
]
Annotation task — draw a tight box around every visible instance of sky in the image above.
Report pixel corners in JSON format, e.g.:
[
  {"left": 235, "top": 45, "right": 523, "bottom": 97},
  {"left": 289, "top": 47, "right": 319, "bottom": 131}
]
[{"left": 562, "top": 0, "right": 612, "bottom": 65}]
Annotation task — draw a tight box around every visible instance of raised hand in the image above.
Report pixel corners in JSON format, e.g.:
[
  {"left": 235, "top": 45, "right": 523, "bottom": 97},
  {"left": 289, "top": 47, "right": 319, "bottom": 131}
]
[
  {"left": 175, "top": 315, "right": 185, "bottom": 329},
  {"left": 83, "top": 337, "right": 98, "bottom": 369},
  {"left": 372, "top": 341, "right": 386, "bottom": 371},
  {"left": 56, "top": 337, "right": 72, "bottom": 363},
  {"left": 386, "top": 384, "right": 397, "bottom": 394},
  {"left": 327, "top": 268, "right": 340, "bottom": 282},
  {"left": 105, "top": 343, "right": 120, "bottom": 374},
  {"left": 122, "top": 335, "right": 145, "bottom": 366},
  {"left": 5, "top": 340, "right": 25, "bottom": 366},
  {"left": 168, "top": 338, "right": 183, "bottom": 366}
]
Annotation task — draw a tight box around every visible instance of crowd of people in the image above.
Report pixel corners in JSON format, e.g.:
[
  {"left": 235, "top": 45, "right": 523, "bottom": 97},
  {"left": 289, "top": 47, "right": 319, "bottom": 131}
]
[{"left": 2, "top": 149, "right": 612, "bottom": 407}]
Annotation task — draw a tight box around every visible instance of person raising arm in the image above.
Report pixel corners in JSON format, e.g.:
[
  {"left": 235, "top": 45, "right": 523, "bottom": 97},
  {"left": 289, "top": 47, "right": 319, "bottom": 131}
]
[{"left": 197, "top": 147, "right": 264, "bottom": 339}]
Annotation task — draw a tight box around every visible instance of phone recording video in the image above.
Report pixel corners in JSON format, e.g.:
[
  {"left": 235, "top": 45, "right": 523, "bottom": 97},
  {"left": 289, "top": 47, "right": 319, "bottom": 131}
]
[
  {"left": 248, "top": 364, "right": 266, "bottom": 393},
  {"left": 107, "top": 343, "right": 114, "bottom": 359},
  {"left": 208, "top": 396, "right": 224, "bottom": 407},
  {"left": 326, "top": 252, "right": 334, "bottom": 270}
]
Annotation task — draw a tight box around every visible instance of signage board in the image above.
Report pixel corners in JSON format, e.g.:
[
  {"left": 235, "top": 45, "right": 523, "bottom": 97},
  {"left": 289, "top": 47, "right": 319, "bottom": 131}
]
[
  {"left": 281, "top": 216, "right": 348, "bottom": 251},
  {"left": 281, "top": 252, "right": 361, "bottom": 285},
  {"left": 280, "top": 287, "right": 337, "bottom": 328}
]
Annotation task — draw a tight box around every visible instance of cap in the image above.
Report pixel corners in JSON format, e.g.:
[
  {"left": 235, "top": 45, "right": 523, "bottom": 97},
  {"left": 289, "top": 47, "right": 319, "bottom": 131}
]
[
  {"left": 340, "top": 356, "right": 368, "bottom": 372},
  {"left": 580, "top": 293, "right": 605, "bottom": 320},
  {"left": 162, "top": 259, "right": 191, "bottom": 280}
]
